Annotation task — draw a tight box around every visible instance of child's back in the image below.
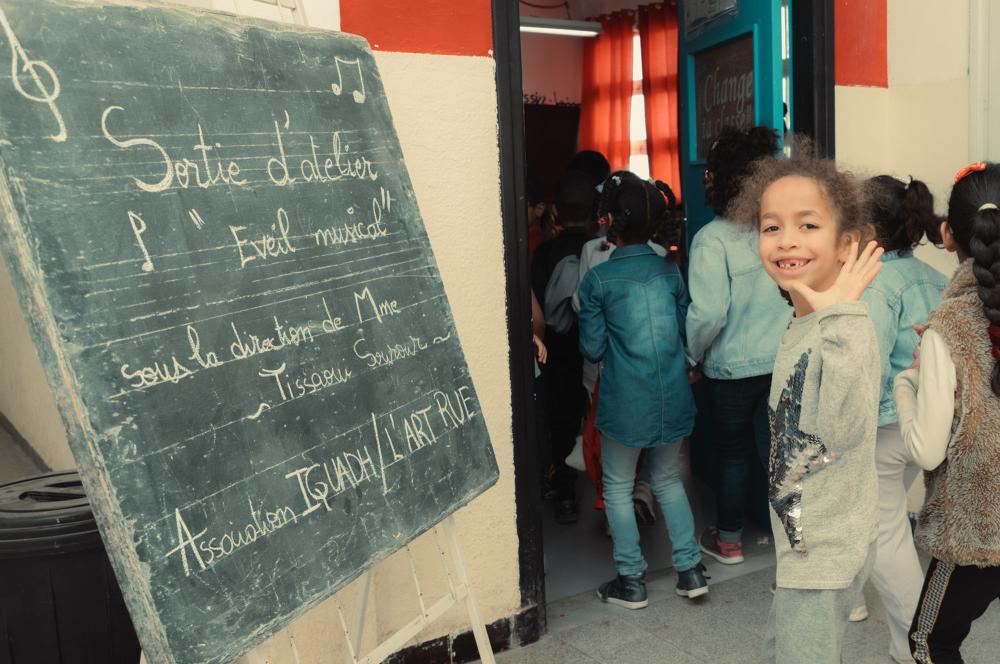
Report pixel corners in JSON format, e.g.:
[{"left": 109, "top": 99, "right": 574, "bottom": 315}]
[{"left": 578, "top": 245, "right": 695, "bottom": 446}]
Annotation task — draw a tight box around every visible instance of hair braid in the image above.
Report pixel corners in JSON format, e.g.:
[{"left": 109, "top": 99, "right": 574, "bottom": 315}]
[{"left": 969, "top": 206, "right": 1000, "bottom": 395}]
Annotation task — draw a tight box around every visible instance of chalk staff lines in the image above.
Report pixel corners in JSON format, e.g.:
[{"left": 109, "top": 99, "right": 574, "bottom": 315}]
[
  {"left": 84, "top": 254, "right": 433, "bottom": 349},
  {"left": 81, "top": 237, "right": 415, "bottom": 322},
  {"left": 80, "top": 229, "right": 408, "bottom": 292}
]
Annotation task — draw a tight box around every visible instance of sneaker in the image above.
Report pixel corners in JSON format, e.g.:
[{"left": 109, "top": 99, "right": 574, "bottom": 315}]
[
  {"left": 597, "top": 573, "right": 648, "bottom": 609},
  {"left": 849, "top": 604, "right": 869, "bottom": 622},
  {"left": 633, "top": 481, "right": 656, "bottom": 525},
  {"left": 676, "top": 563, "right": 709, "bottom": 598},
  {"left": 555, "top": 498, "right": 578, "bottom": 524},
  {"left": 770, "top": 581, "right": 776, "bottom": 595},
  {"left": 700, "top": 526, "right": 745, "bottom": 565}
]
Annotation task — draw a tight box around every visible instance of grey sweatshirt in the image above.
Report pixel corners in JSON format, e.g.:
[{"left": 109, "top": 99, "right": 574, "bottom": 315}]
[{"left": 768, "top": 301, "right": 880, "bottom": 590}]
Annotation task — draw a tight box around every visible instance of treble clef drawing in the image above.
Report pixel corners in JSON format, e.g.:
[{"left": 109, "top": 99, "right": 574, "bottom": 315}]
[
  {"left": 330, "top": 56, "right": 366, "bottom": 104},
  {"left": 0, "top": 8, "right": 67, "bottom": 142}
]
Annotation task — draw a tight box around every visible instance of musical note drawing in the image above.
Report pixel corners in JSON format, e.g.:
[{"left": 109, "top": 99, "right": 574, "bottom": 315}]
[
  {"left": 127, "top": 210, "right": 154, "bottom": 273},
  {"left": 0, "top": 9, "right": 66, "bottom": 142},
  {"left": 330, "top": 56, "right": 365, "bottom": 104}
]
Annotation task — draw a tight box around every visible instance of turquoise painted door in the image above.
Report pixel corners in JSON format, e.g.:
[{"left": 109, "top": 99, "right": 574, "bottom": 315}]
[{"left": 679, "top": 0, "right": 788, "bottom": 242}]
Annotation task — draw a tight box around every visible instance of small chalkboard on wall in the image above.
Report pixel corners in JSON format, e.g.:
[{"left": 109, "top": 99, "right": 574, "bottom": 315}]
[
  {"left": 0, "top": 1, "right": 499, "bottom": 663},
  {"left": 693, "top": 33, "right": 755, "bottom": 160}
]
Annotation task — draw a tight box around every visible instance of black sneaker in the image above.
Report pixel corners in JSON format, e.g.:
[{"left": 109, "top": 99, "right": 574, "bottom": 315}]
[
  {"left": 676, "top": 563, "right": 709, "bottom": 599},
  {"left": 555, "top": 498, "right": 578, "bottom": 524},
  {"left": 597, "top": 573, "right": 648, "bottom": 609}
]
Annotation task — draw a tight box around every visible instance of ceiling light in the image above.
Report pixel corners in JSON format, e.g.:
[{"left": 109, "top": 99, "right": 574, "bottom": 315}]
[{"left": 519, "top": 17, "right": 601, "bottom": 37}]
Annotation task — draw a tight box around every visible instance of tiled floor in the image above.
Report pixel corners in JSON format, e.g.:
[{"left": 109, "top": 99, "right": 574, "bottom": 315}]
[{"left": 494, "top": 563, "right": 1000, "bottom": 664}]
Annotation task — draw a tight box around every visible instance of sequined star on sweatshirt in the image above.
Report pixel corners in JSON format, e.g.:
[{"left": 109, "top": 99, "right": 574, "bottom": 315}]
[{"left": 767, "top": 301, "right": 880, "bottom": 590}]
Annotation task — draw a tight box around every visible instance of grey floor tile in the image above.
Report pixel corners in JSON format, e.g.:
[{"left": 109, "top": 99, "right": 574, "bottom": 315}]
[
  {"left": 494, "top": 638, "right": 598, "bottom": 664},
  {"left": 558, "top": 616, "right": 656, "bottom": 662},
  {"left": 583, "top": 632, "right": 703, "bottom": 664}
]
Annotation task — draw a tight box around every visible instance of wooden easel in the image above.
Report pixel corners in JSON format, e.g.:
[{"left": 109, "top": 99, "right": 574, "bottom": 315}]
[{"left": 140, "top": 515, "right": 496, "bottom": 664}]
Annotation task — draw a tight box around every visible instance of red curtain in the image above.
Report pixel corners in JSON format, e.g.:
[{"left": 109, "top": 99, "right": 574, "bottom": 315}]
[
  {"left": 578, "top": 11, "right": 635, "bottom": 171},
  {"left": 638, "top": 3, "right": 681, "bottom": 197}
]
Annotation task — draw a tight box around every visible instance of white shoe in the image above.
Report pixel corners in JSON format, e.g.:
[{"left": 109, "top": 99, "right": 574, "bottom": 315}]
[
  {"left": 848, "top": 604, "right": 869, "bottom": 622},
  {"left": 565, "top": 435, "right": 586, "bottom": 472}
]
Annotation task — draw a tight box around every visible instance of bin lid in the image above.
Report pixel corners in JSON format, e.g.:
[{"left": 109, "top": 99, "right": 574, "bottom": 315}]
[{"left": 0, "top": 470, "right": 103, "bottom": 557}]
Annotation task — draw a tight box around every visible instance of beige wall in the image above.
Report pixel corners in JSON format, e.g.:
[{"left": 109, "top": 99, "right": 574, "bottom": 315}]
[
  {"left": 0, "top": 4, "right": 519, "bottom": 662},
  {"left": 835, "top": 0, "right": 968, "bottom": 277}
]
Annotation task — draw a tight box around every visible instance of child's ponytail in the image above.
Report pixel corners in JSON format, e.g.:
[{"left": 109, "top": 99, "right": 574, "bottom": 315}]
[
  {"left": 868, "top": 175, "right": 940, "bottom": 252},
  {"left": 969, "top": 204, "right": 1000, "bottom": 396},
  {"left": 651, "top": 179, "right": 682, "bottom": 261}
]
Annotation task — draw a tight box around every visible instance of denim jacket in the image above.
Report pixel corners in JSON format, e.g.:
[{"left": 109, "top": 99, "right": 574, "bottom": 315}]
[
  {"left": 685, "top": 218, "right": 792, "bottom": 379},
  {"left": 862, "top": 251, "right": 949, "bottom": 425},
  {"left": 577, "top": 244, "right": 696, "bottom": 447}
]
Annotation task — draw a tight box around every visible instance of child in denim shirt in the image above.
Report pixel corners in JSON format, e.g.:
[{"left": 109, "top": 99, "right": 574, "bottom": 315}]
[{"left": 578, "top": 173, "right": 706, "bottom": 608}]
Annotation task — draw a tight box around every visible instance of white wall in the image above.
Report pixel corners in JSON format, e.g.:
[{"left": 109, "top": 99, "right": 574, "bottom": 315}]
[
  {"left": 836, "top": 0, "right": 968, "bottom": 277},
  {"left": 520, "top": 34, "right": 583, "bottom": 104}
]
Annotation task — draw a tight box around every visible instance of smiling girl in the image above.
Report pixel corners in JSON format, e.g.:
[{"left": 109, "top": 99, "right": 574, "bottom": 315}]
[{"left": 728, "top": 149, "right": 885, "bottom": 663}]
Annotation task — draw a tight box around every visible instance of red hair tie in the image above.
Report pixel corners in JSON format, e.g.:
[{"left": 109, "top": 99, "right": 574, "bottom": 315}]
[
  {"left": 988, "top": 325, "right": 1000, "bottom": 361},
  {"left": 955, "top": 162, "right": 987, "bottom": 184}
]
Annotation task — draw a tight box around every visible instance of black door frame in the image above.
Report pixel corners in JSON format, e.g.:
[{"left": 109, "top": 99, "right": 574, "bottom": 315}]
[{"left": 490, "top": 0, "right": 835, "bottom": 643}]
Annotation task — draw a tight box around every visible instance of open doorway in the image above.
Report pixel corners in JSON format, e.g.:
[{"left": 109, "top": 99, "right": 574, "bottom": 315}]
[{"left": 494, "top": 0, "right": 835, "bottom": 635}]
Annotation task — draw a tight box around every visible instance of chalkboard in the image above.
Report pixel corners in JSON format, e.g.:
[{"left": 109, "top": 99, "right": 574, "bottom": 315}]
[
  {"left": 0, "top": 1, "right": 499, "bottom": 663},
  {"left": 694, "top": 33, "right": 754, "bottom": 160}
]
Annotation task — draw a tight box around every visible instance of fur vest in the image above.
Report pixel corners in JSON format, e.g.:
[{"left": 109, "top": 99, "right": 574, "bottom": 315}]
[{"left": 918, "top": 260, "right": 1000, "bottom": 567}]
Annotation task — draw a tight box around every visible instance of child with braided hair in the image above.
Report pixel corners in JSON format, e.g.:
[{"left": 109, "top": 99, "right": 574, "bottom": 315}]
[
  {"left": 578, "top": 174, "right": 706, "bottom": 608},
  {"left": 896, "top": 162, "right": 1000, "bottom": 663}
]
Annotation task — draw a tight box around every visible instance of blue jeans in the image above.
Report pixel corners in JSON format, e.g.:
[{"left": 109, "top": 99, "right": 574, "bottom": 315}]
[
  {"left": 706, "top": 374, "right": 771, "bottom": 535},
  {"left": 602, "top": 436, "right": 701, "bottom": 575}
]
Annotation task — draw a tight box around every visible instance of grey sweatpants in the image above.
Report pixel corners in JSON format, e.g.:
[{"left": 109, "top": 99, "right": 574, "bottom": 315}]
[{"left": 764, "top": 541, "right": 877, "bottom": 663}]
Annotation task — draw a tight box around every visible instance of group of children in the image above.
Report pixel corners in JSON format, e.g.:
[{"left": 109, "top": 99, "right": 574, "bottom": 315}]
[{"left": 529, "top": 130, "right": 1000, "bottom": 663}]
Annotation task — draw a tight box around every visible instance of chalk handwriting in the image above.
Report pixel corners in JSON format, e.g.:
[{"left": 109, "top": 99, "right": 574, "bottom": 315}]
[
  {"left": 258, "top": 362, "right": 353, "bottom": 402},
  {"left": 187, "top": 209, "right": 206, "bottom": 230},
  {"left": 433, "top": 386, "right": 478, "bottom": 429},
  {"left": 353, "top": 334, "right": 427, "bottom": 368},
  {"left": 330, "top": 56, "right": 366, "bottom": 103},
  {"left": 0, "top": 8, "right": 66, "bottom": 142},
  {"left": 119, "top": 354, "right": 193, "bottom": 389},
  {"left": 353, "top": 286, "right": 400, "bottom": 324},
  {"left": 286, "top": 447, "right": 379, "bottom": 515},
  {"left": 185, "top": 324, "right": 221, "bottom": 369},
  {"left": 101, "top": 108, "right": 247, "bottom": 192},
  {"left": 229, "top": 208, "right": 295, "bottom": 268},
  {"left": 165, "top": 500, "right": 298, "bottom": 576}
]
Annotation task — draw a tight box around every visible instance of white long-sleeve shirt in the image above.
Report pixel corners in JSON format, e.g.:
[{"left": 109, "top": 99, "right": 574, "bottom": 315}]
[{"left": 893, "top": 328, "right": 957, "bottom": 471}]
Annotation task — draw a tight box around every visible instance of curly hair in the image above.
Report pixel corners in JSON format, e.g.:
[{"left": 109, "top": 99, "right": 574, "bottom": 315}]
[
  {"left": 705, "top": 125, "right": 780, "bottom": 216},
  {"left": 726, "top": 138, "right": 875, "bottom": 245}
]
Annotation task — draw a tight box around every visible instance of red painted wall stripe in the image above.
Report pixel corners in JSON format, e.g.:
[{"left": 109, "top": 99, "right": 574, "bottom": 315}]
[
  {"left": 834, "top": 0, "right": 888, "bottom": 87},
  {"left": 340, "top": 0, "right": 493, "bottom": 57}
]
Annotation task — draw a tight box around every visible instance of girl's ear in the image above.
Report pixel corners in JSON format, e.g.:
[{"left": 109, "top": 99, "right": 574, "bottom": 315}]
[
  {"left": 836, "top": 228, "right": 862, "bottom": 262},
  {"left": 940, "top": 220, "right": 959, "bottom": 253}
]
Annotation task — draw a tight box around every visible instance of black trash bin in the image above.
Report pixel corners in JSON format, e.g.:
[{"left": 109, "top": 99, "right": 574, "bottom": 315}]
[{"left": 0, "top": 471, "right": 140, "bottom": 664}]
